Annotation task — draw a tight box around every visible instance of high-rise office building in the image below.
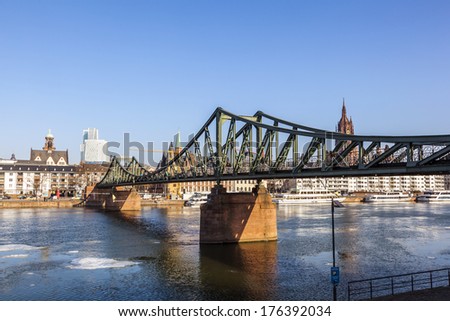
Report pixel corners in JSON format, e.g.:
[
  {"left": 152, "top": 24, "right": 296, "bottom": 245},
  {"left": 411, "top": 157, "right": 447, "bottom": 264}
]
[{"left": 80, "top": 128, "right": 109, "bottom": 164}]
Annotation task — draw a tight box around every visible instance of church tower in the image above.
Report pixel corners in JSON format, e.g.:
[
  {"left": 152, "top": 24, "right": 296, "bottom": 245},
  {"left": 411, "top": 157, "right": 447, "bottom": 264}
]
[
  {"left": 336, "top": 99, "right": 354, "bottom": 135},
  {"left": 336, "top": 99, "right": 357, "bottom": 165}
]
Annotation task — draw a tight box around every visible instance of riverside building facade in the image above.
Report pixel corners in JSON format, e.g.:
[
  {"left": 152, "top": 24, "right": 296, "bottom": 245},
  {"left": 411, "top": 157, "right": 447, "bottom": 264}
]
[
  {"left": 1, "top": 131, "right": 87, "bottom": 198},
  {"left": 0, "top": 130, "right": 78, "bottom": 197}
]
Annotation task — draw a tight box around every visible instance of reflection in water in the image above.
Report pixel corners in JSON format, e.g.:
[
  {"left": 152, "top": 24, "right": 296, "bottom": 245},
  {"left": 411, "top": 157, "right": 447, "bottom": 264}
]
[
  {"left": 335, "top": 207, "right": 362, "bottom": 275},
  {"left": 200, "top": 242, "right": 277, "bottom": 300}
]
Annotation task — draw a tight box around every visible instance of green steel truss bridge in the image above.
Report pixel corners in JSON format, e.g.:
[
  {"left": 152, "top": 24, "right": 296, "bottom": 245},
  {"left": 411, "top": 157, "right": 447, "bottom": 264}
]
[{"left": 98, "top": 108, "right": 450, "bottom": 188}]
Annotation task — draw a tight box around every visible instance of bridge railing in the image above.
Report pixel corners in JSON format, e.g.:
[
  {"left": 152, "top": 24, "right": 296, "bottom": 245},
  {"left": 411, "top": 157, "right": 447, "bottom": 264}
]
[{"left": 347, "top": 267, "right": 450, "bottom": 300}]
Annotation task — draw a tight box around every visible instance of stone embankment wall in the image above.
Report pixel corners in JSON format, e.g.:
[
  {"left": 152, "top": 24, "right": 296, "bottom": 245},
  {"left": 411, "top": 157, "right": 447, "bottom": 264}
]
[{"left": 0, "top": 200, "right": 77, "bottom": 209}]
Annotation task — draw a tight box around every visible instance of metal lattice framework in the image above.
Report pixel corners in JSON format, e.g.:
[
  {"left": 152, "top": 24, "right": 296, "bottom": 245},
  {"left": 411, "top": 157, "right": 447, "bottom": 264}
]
[{"left": 98, "top": 107, "right": 450, "bottom": 187}]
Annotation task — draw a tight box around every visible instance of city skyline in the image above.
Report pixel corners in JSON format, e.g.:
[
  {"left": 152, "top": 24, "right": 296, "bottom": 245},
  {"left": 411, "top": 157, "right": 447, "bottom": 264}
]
[
  {"left": 0, "top": 102, "right": 357, "bottom": 166},
  {"left": 1, "top": 1, "right": 450, "bottom": 162}
]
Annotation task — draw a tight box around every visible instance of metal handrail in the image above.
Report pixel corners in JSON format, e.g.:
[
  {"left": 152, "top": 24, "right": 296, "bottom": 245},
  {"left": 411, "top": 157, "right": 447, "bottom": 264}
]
[{"left": 348, "top": 267, "right": 450, "bottom": 300}]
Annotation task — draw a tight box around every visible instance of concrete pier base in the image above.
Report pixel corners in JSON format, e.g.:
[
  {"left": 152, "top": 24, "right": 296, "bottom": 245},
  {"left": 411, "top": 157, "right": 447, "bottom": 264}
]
[
  {"left": 85, "top": 185, "right": 141, "bottom": 211},
  {"left": 105, "top": 187, "right": 141, "bottom": 211},
  {"left": 200, "top": 184, "right": 277, "bottom": 244},
  {"left": 84, "top": 185, "right": 108, "bottom": 209}
]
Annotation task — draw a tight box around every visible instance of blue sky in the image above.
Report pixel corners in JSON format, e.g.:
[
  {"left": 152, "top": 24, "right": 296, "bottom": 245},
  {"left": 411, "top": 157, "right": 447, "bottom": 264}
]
[{"left": 1, "top": 0, "right": 450, "bottom": 163}]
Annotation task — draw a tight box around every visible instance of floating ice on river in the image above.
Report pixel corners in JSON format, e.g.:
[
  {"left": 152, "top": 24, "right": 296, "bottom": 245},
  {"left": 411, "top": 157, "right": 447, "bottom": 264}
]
[
  {"left": 0, "top": 244, "right": 43, "bottom": 252},
  {"left": 67, "top": 257, "right": 139, "bottom": 270}
]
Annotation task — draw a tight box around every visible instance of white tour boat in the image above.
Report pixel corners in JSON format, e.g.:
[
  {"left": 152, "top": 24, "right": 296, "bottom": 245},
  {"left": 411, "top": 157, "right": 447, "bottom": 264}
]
[
  {"left": 363, "top": 192, "right": 413, "bottom": 203},
  {"left": 184, "top": 193, "right": 209, "bottom": 207},
  {"left": 416, "top": 191, "right": 450, "bottom": 203},
  {"left": 273, "top": 191, "right": 345, "bottom": 205}
]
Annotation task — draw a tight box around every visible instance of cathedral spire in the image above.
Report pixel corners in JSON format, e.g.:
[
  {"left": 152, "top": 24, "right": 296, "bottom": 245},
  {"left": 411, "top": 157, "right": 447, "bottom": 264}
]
[
  {"left": 336, "top": 99, "right": 357, "bottom": 164},
  {"left": 337, "top": 99, "right": 354, "bottom": 135},
  {"left": 342, "top": 98, "right": 346, "bottom": 117}
]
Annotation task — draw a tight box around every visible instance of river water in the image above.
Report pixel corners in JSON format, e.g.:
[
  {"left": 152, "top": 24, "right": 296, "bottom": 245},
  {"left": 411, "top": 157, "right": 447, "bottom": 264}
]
[{"left": 0, "top": 203, "right": 449, "bottom": 301}]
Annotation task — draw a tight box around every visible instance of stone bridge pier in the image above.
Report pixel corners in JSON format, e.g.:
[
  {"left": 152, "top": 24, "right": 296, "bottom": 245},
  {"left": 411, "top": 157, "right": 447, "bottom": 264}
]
[
  {"left": 85, "top": 185, "right": 141, "bottom": 211},
  {"left": 200, "top": 183, "right": 277, "bottom": 244}
]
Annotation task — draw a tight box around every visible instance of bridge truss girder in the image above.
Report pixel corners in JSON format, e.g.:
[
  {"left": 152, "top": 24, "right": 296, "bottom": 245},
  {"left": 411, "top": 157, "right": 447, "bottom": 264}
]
[{"left": 98, "top": 108, "right": 450, "bottom": 187}]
